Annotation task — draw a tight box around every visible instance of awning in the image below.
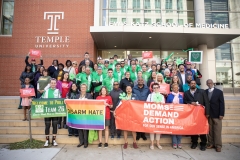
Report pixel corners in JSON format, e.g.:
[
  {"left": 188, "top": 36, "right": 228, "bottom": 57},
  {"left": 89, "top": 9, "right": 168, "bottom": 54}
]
[{"left": 90, "top": 26, "right": 240, "bottom": 50}]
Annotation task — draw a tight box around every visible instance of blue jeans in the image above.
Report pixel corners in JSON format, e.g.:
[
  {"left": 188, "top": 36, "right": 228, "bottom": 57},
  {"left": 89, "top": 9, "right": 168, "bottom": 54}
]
[{"left": 172, "top": 135, "right": 182, "bottom": 145}]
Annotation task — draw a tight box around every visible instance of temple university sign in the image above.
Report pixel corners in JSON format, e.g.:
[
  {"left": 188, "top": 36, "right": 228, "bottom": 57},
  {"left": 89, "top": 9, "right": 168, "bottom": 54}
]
[{"left": 35, "top": 12, "right": 70, "bottom": 49}]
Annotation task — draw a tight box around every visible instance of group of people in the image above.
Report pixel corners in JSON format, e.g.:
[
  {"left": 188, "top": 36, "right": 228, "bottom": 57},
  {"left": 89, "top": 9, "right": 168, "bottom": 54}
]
[{"left": 19, "top": 52, "right": 225, "bottom": 152}]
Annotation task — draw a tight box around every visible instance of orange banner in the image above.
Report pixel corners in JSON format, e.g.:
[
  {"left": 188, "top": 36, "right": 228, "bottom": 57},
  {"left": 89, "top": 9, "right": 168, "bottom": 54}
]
[{"left": 115, "top": 100, "right": 208, "bottom": 135}]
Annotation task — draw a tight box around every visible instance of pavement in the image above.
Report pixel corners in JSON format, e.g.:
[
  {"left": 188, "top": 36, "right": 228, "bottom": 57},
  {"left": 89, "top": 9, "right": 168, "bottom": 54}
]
[{"left": 0, "top": 143, "right": 240, "bottom": 160}]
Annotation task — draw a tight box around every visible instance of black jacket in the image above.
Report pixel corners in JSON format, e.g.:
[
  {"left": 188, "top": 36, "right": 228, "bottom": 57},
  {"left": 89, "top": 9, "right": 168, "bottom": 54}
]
[
  {"left": 48, "top": 66, "right": 58, "bottom": 78},
  {"left": 19, "top": 71, "right": 34, "bottom": 85},
  {"left": 52, "top": 70, "right": 64, "bottom": 79},
  {"left": 177, "top": 71, "right": 188, "bottom": 86},
  {"left": 205, "top": 88, "right": 225, "bottom": 118},
  {"left": 80, "top": 59, "right": 94, "bottom": 69},
  {"left": 119, "top": 78, "right": 134, "bottom": 93},
  {"left": 25, "top": 56, "right": 43, "bottom": 72},
  {"left": 183, "top": 88, "right": 210, "bottom": 115},
  {"left": 109, "top": 88, "right": 123, "bottom": 110}
]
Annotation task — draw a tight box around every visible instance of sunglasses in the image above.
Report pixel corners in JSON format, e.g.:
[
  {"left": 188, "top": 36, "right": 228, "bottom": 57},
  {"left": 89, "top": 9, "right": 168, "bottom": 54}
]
[
  {"left": 113, "top": 84, "right": 119, "bottom": 85},
  {"left": 108, "top": 72, "right": 113, "bottom": 73}
]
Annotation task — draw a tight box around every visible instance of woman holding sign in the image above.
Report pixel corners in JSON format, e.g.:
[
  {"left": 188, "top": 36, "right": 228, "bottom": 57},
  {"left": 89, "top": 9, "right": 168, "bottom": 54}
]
[
  {"left": 166, "top": 83, "right": 183, "bottom": 149},
  {"left": 41, "top": 78, "right": 61, "bottom": 147},
  {"left": 96, "top": 86, "right": 113, "bottom": 148},
  {"left": 147, "top": 83, "right": 165, "bottom": 150}
]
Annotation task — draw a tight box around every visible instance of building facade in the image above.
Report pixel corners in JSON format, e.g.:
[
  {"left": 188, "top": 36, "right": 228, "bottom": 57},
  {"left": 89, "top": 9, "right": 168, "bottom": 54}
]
[{"left": 0, "top": 0, "right": 240, "bottom": 95}]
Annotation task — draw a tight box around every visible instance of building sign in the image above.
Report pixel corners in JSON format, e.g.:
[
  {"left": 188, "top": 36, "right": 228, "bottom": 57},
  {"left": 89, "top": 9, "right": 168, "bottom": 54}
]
[
  {"left": 109, "top": 22, "right": 229, "bottom": 29},
  {"left": 189, "top": 51, "right": 203, "bottom": 64},
  {"left": 35, "top": 12, "right": 70, "bottom": 49}
]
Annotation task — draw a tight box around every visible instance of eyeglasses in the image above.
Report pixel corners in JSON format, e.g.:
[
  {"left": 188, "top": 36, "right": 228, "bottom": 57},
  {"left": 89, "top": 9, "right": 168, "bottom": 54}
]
[
  {"left": 153, "top": 87, "right": 159, "bottom": 89},
  {"left": 113, "top": 84, "right": 119, "bottom": 85},
  {"left": 108, "top": 72, "right": 113, "bottom": 73}
]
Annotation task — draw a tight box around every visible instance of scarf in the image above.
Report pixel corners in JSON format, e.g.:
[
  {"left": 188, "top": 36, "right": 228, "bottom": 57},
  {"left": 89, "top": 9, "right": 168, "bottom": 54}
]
[{"left": 172, "top": 92, "right": 179, "bottom": 104}]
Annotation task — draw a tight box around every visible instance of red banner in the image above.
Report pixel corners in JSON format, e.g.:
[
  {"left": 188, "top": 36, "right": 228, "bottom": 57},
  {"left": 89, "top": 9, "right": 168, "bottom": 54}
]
[
  {"left": 20, "top": 88, "right": 35, "bottom": 98},
  {"left": 142, "top": 51, "right": 153, "bottom": 59},
  {"left": 29, "top": 49, "right": 41, "bottom": 57},
  {"left": 115, "top": 100, "right": 208, "bottom": 135}
]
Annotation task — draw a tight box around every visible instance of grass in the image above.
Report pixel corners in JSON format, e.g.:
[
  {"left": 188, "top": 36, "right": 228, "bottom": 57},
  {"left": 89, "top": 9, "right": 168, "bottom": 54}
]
[{"left": 9, "top": 139, "right": 45, "bottom": 150}]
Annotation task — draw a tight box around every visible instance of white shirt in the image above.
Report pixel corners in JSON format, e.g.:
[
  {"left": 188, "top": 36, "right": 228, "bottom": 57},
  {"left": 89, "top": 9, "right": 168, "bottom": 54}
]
[
  {"left": 209, "top": 87, "right": 214, "bottom": 92},
  {"left": 181, "top": 73, "right": 185, "bottom": 85}
]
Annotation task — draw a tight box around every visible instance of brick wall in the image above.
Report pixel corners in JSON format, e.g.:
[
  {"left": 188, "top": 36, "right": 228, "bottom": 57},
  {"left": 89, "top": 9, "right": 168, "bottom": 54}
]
[{"left": 0, "top": 0, "right": 96, "bottom": 96}]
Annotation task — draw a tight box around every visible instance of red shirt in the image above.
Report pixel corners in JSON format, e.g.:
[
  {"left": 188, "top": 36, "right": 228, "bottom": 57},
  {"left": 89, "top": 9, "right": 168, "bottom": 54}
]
[
  {"left": 62, "top": 81, "right": 70, "bottom": 98},
  {"left": 96, "top": 95, "right": 113, "bottom": 120}
]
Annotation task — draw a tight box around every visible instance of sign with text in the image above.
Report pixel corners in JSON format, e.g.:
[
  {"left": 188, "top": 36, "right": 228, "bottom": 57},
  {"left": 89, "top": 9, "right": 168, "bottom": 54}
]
[
  {"left": 189, "top": 51, "right": 203, "bottom": 64},
  {"left": 29, "top": 49, "right": 41, "bottom": 58},
  {"left": 31, "top": 98, "right": 66, "bottom": 118},
  {"left": 142, "top": 51, "right": 153, "bottom": 59},
  {"left": 159, "top": 84, "right": 170, "bottom": 94},
  {"left": 65, "top": 99, "right": 105, "bottom": 130},
  {"left": 20, "top": 88, "right": 35, "bottom": 98},
  {"left": 115, "top": 101, "right": 208, "bottom": 135}
]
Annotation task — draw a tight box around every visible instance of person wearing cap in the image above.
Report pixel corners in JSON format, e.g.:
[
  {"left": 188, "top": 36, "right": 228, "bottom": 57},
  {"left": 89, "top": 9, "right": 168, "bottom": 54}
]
[
  {"left": 113, "top": 63, "right": 124, "bottom": 83},
  {"left": 79, "top": 52, "right": 94, "bottom": 69},
  {"left": 177, "top": 64, "right": 188, "bottom": 86},
  {"left": 113, "top": 55, "right": 118, "bottom": 65},
  {"left": 25, "top": 52, "right": 43, "bottom": 73},
  {"left": 185, "top": 61, "right": 196, "bottom": 81},
  {"left": 102, "top": 60, "right": 110, "bottom": 78},
  {"left": 103, "top": 68, "right": 114, "bottom": 92},
  {"left": 92, "top": 66, "right": 104, "bottom": 99},
  {"left": 109, "top": 57, "right": 115, "bottom": 71},
  {"left": 120, "top": 61, "right": 128, "bottom": 73},
  {"left": 97, "top": 57, "right": 104, "bottom": 68}
]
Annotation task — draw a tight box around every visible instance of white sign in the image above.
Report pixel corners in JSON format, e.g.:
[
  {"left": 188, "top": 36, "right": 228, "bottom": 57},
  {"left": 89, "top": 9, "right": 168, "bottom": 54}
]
[
  {"left": 109, "top": 22, "right": 229, "bottom": 29},
  {"left": 44, "top": 12, "right": 64, "bottom": 34}
]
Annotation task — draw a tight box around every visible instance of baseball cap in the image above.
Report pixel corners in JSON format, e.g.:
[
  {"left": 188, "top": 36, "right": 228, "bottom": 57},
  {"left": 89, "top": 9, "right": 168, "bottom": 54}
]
[
  {"left": 31, "top": 58, "right": 36, "bottom": 61},
  {"left": 114, "top": 55, "right": 118, "bottom": 57},
  {"left": 104, "top": 60, "right": 109, "bottom": 64},
  {"left": 97, "top": 66, "right": 102, "bottom": 70},
  {"left": 186, "top": 61, "right": 191, "bottom": 65}
]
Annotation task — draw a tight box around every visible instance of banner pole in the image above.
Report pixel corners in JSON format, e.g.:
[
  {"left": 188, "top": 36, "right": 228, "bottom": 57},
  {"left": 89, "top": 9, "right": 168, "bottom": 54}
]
[{"left": 28, "top": 108, "right": 32, "bottom": 142}]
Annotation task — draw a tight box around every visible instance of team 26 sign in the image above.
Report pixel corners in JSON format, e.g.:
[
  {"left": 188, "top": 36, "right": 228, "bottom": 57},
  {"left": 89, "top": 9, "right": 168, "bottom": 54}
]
[
  {"left": 189, "top": 51, "right": 203, "bottom": 64},
  {"left": 31, "top": 98, "right": 66, "bottom": 118}
]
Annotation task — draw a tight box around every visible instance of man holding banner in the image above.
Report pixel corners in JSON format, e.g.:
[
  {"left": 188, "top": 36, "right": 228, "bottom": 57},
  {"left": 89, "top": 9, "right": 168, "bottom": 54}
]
[{"left": 183, "top": 80, "right": 210, "bottom": 151}]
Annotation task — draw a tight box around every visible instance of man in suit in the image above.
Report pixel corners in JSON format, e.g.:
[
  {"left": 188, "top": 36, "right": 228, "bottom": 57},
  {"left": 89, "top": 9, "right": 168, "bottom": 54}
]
[
  {"left": 177, "top": 64, "right": 188, "bottom": 86},
  {"left": 205, "top": 79, "right": 225, "bottom": 152},
  {"left": 183, "top": 80, "right": 210, "bottom": 151}
]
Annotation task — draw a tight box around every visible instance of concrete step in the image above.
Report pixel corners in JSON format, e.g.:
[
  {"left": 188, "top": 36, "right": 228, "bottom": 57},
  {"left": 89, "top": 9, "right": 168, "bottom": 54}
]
[
  {"left": 0, "top": 114, "right": 34, "bottom": 120},
  {"left": 0, "top": 120, "right": 45, "bottom": 127},
  {"left": 0, "top": 134, "right": 239, "bottom": 144},
  {"left": 0, "top": 108, "right": 23, "bottom": 114},
  {"left": 222, "top": 120, "right": 240, "bottom": 127},
  {"left": 224, "top": 114, "right": 240, "bottom": 120},
  {"left": 0, "top": 104, "right": 19, "bottom": 108},
  {"left": 1, "top": 126, "right": 239, "bottom": 135},
  {"left": 225, "top": 109, "right": 240, "bottom": 114}
]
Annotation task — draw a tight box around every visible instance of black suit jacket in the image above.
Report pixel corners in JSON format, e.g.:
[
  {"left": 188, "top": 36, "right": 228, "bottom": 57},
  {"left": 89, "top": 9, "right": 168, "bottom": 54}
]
[
  {"left": 183, "top": 88, "right": 210, "bottom": 115},
  {"left": 205, "top": 88, "right": 225, "bottom": 118},
  {"left": 177, "top": 71, "right": 188, "bottom": 86}
]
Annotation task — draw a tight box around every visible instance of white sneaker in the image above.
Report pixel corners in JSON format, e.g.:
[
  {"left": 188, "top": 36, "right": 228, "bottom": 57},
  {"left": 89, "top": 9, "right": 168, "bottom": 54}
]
[
  {"left": 44, "top": 140, "right": 49, "bottom": 147},
  {"left": 52, "top": 140, "right": 58, "bottom": 146},
  {"left": 150, "top": 145, "right": 154, "bottom": 150}
]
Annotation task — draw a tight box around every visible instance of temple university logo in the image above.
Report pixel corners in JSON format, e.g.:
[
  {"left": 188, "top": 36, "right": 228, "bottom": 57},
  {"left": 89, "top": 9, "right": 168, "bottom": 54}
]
[{"left": 44, "top": 12, "right": 64, "bottom": 34}]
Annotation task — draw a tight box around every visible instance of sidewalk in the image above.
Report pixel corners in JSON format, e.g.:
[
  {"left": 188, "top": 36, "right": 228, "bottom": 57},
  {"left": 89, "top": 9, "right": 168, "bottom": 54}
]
[{"left": 0, "top": 143, "right": 239, "bottom": 160}]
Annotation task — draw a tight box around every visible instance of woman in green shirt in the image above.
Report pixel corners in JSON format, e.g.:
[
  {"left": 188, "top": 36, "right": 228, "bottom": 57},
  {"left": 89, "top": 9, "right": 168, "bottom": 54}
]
[{"left": 37, "top": 69, "right": 51, "bottom": 98}]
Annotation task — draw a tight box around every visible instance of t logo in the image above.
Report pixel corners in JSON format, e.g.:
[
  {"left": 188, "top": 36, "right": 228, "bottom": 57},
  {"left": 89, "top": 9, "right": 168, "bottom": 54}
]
[{"left": 44, "top": 12, "right": 64, "bottom": 34}]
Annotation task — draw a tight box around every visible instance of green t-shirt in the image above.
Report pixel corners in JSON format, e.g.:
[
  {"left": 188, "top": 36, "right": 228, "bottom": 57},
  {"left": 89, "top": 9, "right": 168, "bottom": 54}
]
[
  {"left": 142, "top": 71, "right": 150, "bottom": 82},
  {"left": 38, "top": 76, "right": 51, "bottom": 90},
  {"left": 129, "top": 69, "right": 138, "bottom": 81},
  {"left": 92, "top": 73, "right": 103, "bottom": 92},
  {"left": 103, "top": 76, "right": 114, "bottom": 92},
  {"left": 42, "top": 88, "right": 61, "bottom": 98},
  {"left": 80, "top": 73, "right": 92, "bottom": 92},
  {"left": 108, "top": 63, "right": 115, "bottom": 70}
]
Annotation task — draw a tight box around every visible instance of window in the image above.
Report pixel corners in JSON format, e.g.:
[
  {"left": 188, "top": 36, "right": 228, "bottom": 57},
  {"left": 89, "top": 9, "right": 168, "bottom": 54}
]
[
  {"left": 122, "top": 18, "right": 127, "bottom": 23},
  {"left": 166, "top": 19, "right": 173, "bottom": 23},
  {"left": 110, "top": 18, "right": 117, "bottom": 23},
  {"left": 110, "top": 0, "right": 117, "bottom": 12},
  {"left": 178, "top": 19, "right": 184, "bottom": 25},
  {"left": 144, "top": 0, "right": 151, "bottom": 13},
  {"left": 156, "top": 19, "right": 161, "bottom": 23},
  {"left": 155, "top": 0, "right": 161, "bottom": 13},
  {"left": 165, "top": 0, "right": 172, "bottom": 13},
  {"left": 121, "top": 0, "right": 127, "bottom": 12},
  {"left": 133, "top": 18, "right": 140, "bottom": 23},
  {"left": 144, "top": 18, "right": 151, "bottom": 24},
  {"left": 1, "top": 0, "right": 14, "bottom": 35},
  {"left": 205, "top": 0, "right": 228, "bottom": 11},
  {"left": 177, "top": 0, "right": 183, "bottom": 13},
  {"left": 133, "top": 0, "right": 141, "bottom": 13}
]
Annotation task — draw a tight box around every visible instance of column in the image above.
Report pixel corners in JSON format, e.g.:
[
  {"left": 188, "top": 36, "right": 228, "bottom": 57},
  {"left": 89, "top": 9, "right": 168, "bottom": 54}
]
[
  {"left": 199, "top": 45, "right": 217, "bottom": 89},
  {"left": 194, "top": 0, "right": 205, "bottom": 24}
]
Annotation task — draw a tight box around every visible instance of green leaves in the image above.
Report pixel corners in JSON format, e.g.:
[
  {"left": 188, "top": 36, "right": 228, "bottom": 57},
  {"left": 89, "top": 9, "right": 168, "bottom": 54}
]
[
  {"left": 152, "top": 93, "right": 163, "bottom": 103},
  {"left": 119, "top": 92, "right": 128, "bottom": 100}
]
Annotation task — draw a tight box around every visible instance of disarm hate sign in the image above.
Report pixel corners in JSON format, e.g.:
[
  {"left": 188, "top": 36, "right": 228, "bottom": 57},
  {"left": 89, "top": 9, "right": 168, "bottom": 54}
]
[{"left": 31, "top": 98, "right": 66, "bottom": 118}]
